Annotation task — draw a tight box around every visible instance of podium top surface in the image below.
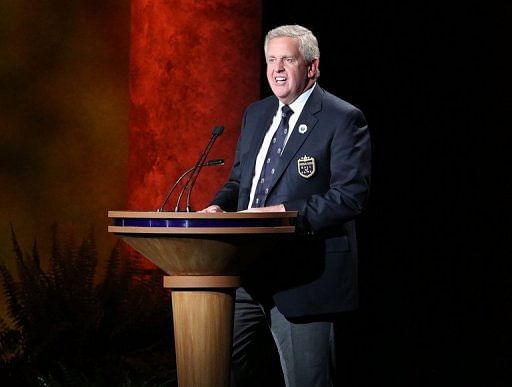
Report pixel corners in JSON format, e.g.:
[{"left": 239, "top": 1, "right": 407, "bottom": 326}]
[{"left": 108, "top": 210, "right": 297, "bottom": 235}]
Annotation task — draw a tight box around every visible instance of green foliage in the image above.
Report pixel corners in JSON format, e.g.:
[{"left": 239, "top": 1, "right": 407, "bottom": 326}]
[{"left": 0, "top": 224, "right": 177, "bottom": 386}]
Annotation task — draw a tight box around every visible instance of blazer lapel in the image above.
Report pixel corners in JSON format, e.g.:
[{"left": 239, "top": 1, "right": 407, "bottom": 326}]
[{"left": 271, "top": 88, "right": 322, "bottom": 189}]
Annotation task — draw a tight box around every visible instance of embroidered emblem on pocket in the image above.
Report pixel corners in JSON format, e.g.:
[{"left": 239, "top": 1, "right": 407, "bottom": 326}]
[{"left": 297, "top": 155, "right": 316, "bottom": 179}]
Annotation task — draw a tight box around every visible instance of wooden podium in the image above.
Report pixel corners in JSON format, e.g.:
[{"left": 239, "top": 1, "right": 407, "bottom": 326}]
[{"left": 108, "top": 211, "right": 297, "bottom": 387}]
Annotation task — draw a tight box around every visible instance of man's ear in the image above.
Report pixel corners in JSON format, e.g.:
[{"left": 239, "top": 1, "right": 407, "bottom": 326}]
[{"left": 308, "top": 58, "right": 320, "bottom": 78}]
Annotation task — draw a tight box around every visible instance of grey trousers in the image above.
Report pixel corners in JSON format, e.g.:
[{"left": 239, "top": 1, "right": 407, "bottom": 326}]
[{"left": 231, "top": 287, "right": 336, "bottom": 387}]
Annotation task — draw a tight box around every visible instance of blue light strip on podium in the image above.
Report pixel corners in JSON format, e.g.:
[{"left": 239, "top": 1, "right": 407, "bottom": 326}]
[{"left": 112, "top": 218, "right": 287, "bottom": 228}]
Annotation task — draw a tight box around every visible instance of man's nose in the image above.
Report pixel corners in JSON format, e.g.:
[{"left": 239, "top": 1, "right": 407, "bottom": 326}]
[{"left": 273, "top": 59, "right": 285, "bottom": 70}]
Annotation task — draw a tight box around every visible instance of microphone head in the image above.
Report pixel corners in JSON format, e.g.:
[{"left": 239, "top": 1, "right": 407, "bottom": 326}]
[
  {"left": 205, "top": 159, "right": 224, "bottom": 166},
  {"left": 212, "top": 125, "right": 224, "bottom": 136}
]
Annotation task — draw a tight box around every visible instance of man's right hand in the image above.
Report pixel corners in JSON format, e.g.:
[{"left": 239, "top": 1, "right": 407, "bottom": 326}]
[{"left": 198, "top": 205, "right": 224, "bottom": 213}]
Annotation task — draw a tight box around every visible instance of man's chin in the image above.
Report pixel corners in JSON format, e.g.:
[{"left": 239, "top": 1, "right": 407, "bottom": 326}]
[
  {"left": 270, "top": 85, "right": 288, "bottom": 95},
  {"left": 272, "top": 90, "right": 292, "bottom": 104}
]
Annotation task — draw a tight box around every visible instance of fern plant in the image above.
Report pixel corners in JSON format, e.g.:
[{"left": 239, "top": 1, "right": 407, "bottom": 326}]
[{"left": 0, "top": 224, "right": 177, "bottom": 386}]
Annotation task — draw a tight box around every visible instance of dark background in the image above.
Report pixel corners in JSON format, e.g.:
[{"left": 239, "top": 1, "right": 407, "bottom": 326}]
[
  {"left": 0, "top": 1, "right": 509, "bottom": 385},
  {"left": 262, "top": 1, "right": 509, "bottom": 386}
]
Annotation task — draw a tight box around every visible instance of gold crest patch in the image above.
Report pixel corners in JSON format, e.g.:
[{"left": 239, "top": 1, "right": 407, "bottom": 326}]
[{"left": 297, "top": 155, "right": 316, "bottom": 179}]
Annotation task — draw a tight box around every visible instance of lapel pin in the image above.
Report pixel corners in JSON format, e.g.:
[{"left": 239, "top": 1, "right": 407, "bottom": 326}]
[{"left": 298, "top": 124, "right": 308, "bottom": 134}]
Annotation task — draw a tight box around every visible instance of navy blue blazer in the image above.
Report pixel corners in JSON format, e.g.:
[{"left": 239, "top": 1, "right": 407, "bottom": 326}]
[{"left": 211, "top": 85, "right": 371, "bottom": 318}]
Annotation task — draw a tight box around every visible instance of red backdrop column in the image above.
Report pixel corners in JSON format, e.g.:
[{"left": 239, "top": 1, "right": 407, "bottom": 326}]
[{"left": 127, "top": 0, "right": 262, "bottom": 214}]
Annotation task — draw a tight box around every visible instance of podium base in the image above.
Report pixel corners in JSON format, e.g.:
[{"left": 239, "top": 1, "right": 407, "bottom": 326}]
[{"left": 164, "top": 275, "right": 239, "bottom": 387}]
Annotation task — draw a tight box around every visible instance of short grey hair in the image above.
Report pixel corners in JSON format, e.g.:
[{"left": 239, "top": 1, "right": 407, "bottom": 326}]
[{"left": 264, "top": 24, "right": 320, "bottom": 64}]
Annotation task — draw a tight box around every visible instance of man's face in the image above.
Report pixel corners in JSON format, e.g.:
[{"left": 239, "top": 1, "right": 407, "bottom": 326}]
[{"left": 266, "top": 37, "right": 318, "bottom": 105}]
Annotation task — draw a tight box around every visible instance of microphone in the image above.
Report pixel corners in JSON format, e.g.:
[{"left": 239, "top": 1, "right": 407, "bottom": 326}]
[
  {"left": 157, "top": 159, "right": 224, "bottom": 212},
  {"left": 174, "top": 125, "right": 224, "bottom": 212},
  {"left": 185, "top": 126, "right": 225, "bottom": 212}
]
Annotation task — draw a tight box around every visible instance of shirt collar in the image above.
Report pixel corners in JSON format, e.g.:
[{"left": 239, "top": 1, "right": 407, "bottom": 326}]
[{"left": 278, "top": 83, "right": 316, "bottom": 116}]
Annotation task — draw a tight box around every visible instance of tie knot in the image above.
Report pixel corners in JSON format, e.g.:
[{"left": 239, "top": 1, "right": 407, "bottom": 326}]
[{"left": 281, "top": 105, "right": 293, "bottom": 118}]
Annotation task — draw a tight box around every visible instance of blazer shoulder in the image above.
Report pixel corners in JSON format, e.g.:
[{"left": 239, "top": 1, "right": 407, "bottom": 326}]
[
  {"left": 313, "top": 87, "right": 366, "bottom": 125},
  {"left": 318, "top": 87, "right": 363, "bottom": 114}
]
